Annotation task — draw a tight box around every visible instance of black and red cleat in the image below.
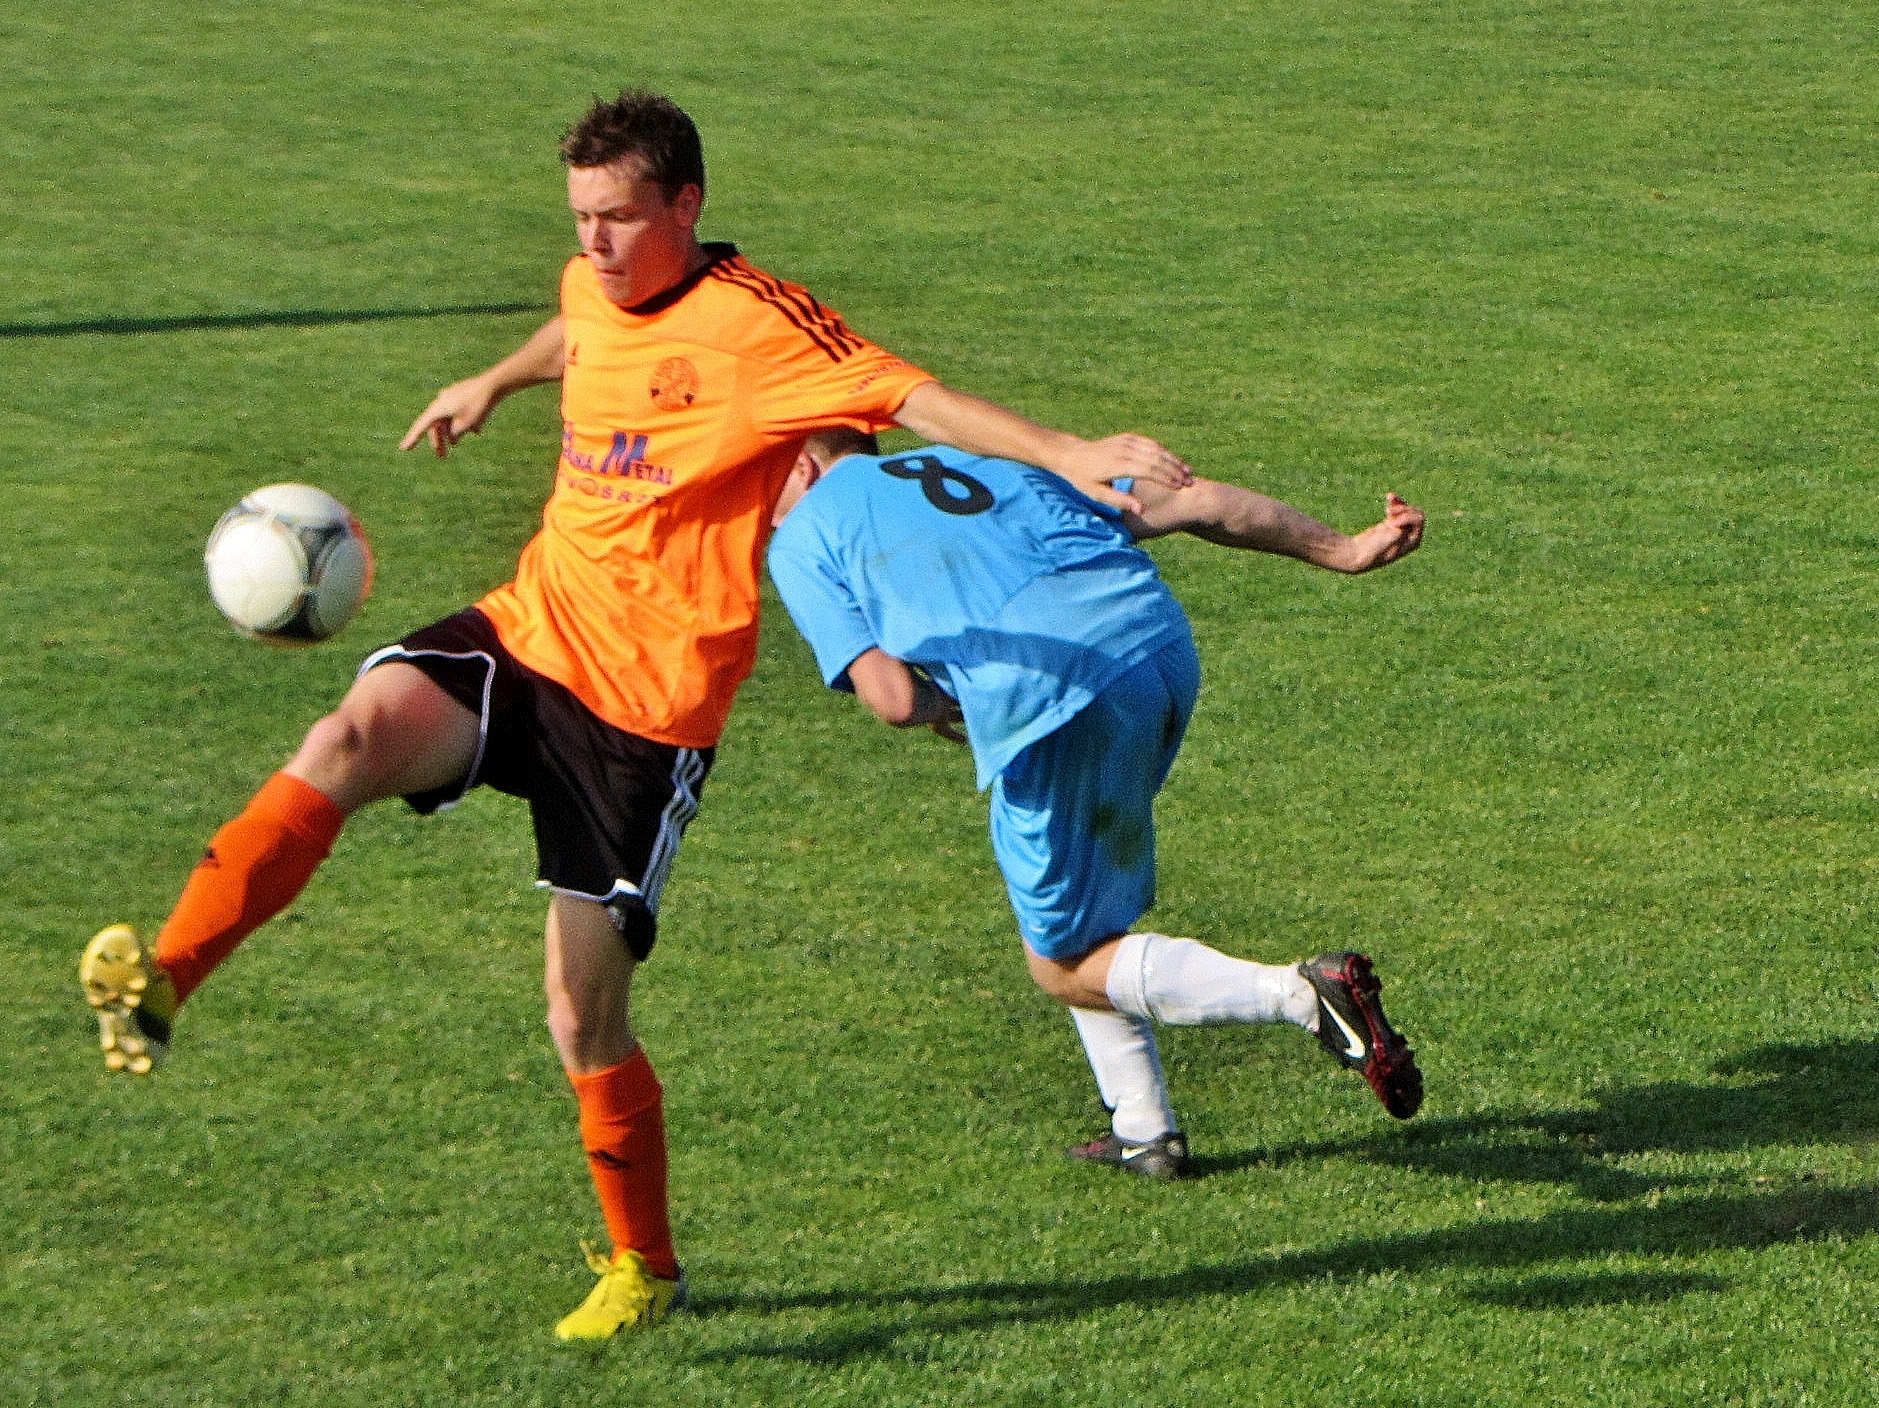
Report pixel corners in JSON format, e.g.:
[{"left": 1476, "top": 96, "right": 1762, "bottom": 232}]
[
  {"left": 1299, "top": 951, "right": 1423, "bottom": 1119},
  {"left": 1066, "top": 1130, "right": 1192, "bottom": 1180}
]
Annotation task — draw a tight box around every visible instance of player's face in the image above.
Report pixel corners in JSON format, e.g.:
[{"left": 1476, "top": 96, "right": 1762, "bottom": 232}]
[{"left": 567, "top": 158, "right": 704, "bottom": 308}]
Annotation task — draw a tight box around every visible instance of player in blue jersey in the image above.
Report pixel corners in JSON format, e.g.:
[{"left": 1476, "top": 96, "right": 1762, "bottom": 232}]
[{"left": 767, "top": 428, "right": 1427, "bottom": 1177}]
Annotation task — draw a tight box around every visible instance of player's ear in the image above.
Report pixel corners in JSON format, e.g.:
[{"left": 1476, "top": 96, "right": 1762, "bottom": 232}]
[
  {"left": 773, "top": 451, "right": 820, "bottom": 526},
  {"left": 670, "top": 182, "right": 704, "bottom": 228}
]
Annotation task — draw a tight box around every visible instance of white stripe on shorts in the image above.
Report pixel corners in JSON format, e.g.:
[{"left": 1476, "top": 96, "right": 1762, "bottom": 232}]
[{"left": 641, "top": 746, "right": 707, "bottom": 914}]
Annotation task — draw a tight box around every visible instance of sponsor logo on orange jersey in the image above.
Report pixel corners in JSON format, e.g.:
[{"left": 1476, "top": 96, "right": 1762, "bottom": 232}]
[
  {"left": 649, "top": 356, "right": 701, "bottom": 410},
  {"left": 560, "top": 423, "right": 677, "bottom": 504}
]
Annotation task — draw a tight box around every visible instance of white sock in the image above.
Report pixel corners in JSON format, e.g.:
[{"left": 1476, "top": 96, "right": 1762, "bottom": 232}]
[
  {"left": 1106, "top": 932, "right": 1319, "bottom": 1028},
  {"left": 1069, "top": 1006, "right": 1178, "bottom": 1144}
]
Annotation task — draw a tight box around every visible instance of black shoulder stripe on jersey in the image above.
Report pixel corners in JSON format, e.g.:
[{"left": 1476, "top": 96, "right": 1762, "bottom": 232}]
[
  {"left": 710, "top": 260, "right": 866, "bottom": 362},
  {"left": 713, "top": 261, "right": 861, "bottom": 360},
  {"left": 752, "top": 274, "right": 865, "bottom": 357}
]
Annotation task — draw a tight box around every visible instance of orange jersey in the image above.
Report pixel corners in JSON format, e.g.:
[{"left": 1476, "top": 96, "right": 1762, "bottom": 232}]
[{"left": 475, "top": 246, "right": 933, "bottom": 747}]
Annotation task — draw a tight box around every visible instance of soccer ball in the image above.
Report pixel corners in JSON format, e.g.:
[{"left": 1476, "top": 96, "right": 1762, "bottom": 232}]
[{"left": 204, "top": 484, "right": 374, "bottom": 645}]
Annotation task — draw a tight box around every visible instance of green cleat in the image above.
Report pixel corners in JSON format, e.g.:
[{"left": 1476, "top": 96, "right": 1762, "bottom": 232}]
[
  {"left": 80, "top": 925, "right": 176, "bottom": 1076},
  {"left": 554, "top": 1243, "right": 687, "bottom": 1341}
]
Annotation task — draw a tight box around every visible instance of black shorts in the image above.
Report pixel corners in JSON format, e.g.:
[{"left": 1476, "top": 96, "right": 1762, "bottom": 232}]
[{"left": 359, "top": 608, "right": 714, "bottom": 959}]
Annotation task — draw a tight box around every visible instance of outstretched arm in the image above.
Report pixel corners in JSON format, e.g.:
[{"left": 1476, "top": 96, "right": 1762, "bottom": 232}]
[
  {"left": 399, "top": 316, "right": 567, "bottom": 458},
  {"left": 1122, "top": 478, "right": 1425, "bottom": 573},
  {"left": 845, "top": 648, "right": 967, "bottom": 744},
  {"left": 893, "top": 381, "right": 1191, "bottom": 515}
]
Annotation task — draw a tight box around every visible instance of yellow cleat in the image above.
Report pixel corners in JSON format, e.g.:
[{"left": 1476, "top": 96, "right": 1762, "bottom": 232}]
[
  {"left": 554, "top": 1243, "right": 687, "bottom": 1341},
  {"left": 80, "top": 925, "right": 177, "bottom": 1076}
]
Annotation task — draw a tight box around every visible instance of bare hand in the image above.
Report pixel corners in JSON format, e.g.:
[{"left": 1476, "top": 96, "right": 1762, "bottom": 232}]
[
  {"left": 1339, "top": 492, "right": 1425, "bottom": 572},
  {"left": 1057, "top": 434, "right": 1194, "bottom": 514},
  {"left": 399, "top": 377, "right": 501, "bottom": 458}
]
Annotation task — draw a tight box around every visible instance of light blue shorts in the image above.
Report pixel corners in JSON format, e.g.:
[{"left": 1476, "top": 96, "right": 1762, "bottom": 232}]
[{"left": 989, "top": 637, "right": 1201, "bottom": 960}]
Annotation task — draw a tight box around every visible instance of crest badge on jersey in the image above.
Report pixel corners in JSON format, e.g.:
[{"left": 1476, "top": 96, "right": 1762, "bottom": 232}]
[{"left": 649, "top": 356, "right": 701, "bottom": 410}]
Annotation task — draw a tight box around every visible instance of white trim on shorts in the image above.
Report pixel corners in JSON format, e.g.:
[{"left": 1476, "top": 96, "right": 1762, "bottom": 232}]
[
  {"left": 531, "top": 745, "right": 707, "bottom": 913},
  {"left": 358, "top": 642, "right": 496, "bottom": 813},
  {"left": 537, "top": 878, "right": 644, "bottom": 904}
]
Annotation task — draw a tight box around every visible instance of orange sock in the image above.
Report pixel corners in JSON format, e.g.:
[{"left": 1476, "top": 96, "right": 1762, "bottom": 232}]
[
  {"left": 154, "top": 771, "right": 346, "bottom": 1004},
  {"left": 570, "top": 1048, "right": 678, "bottom": 1281}
]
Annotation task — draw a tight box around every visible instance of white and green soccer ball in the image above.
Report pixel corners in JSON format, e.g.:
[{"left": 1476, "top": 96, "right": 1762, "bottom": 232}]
[{"left": 204, "top": 483, "right": 374, "bottom": 645}]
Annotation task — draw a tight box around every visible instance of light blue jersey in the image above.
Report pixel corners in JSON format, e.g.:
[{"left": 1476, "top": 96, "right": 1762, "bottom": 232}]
[{"left": 767, "top": 447, "right": 1193, "bottom": 790}]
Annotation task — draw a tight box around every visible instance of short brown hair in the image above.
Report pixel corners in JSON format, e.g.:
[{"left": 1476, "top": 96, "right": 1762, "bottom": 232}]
[
  {"left": 560, "top": 90, "right": 706, "bottom": 200},
  {"left": 804, "top": 426, "right": 880, "bottom": 466}
]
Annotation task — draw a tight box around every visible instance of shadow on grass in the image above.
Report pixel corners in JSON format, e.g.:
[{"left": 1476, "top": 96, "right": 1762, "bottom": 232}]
[
  {"left": 1458, "top": 1270, "right": 1730, "bottom": 1309},
  {"left": 692, "top": 1183, "right": 1879, "bottom": 1363},
  {"left": 0, "top": 302, "right": 551, "bottom": 339},
  {"left": 683, "top": 1041, "right": 1879, "bottom": 1361},
  {"left": 1204, "top": 1038, "right": 1879, "bottom": 1202}
]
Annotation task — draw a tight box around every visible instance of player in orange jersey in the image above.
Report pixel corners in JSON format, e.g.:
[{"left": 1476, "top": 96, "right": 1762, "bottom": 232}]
[{"left": 79, "top": 90, "right": 1193, "bottom": 1340}]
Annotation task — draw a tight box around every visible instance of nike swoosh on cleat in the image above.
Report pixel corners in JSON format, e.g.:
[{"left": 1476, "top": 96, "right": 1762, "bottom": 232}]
[
  {"left": 1323, "top": 1004, "right": 1367, "bottom": 1061},
  {"left": 1120, "top": 1145, "right": 1153, "bottom": 1160}
]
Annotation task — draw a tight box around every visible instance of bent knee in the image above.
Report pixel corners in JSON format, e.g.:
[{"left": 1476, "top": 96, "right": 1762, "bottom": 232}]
[
  {"left": 1027, "top": 954, "right": 1094, "bottom": 1006},
  {"left": 287, "top": 710, "right": 378, "bottom": 803},
  {"left": 299, "top": 709, "right": 370, "bottom": 768},
  {"left": 288, "top": 671, "right": 478, "bottom": 809},
  {"left": 1026, "top": 938, "right": 1120, "bottom": 1008},
  {"left": 282, "top": 714, "right": 375, "bottom": 814},
  {"left": 544, "top": 977, "right": 634, "bottom": 1072},
  {"left": 544, "top": 989, "right": 584, "bottom": 1054}
]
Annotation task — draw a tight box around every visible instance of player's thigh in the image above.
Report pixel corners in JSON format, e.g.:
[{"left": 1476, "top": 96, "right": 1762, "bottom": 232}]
[
  {"left": 992, "top": 658, "right": 1188, "bottom": 961},
  {"left": 289, "top": 660, "right": 481, "bottom": 809}
]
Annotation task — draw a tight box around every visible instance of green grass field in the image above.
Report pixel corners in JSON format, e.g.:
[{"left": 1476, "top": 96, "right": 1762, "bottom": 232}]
[{"left": 5, "top": 1, "right": 1878, "bottom": 1402}]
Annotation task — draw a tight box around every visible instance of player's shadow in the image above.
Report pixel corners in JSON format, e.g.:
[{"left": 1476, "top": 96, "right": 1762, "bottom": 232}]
[
  {"left": 1200, "top": 1038, "right": 1879, "bottom": 1202},
  {"left": 686, "top": 1039, "right": 1879, "bottom": 1362},
  {"left": 0, "top": 301, "right": 551, "bottom": 339},
  {"left": 691, "top": 1181, "right": 1879, "bottom": 1363}
]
